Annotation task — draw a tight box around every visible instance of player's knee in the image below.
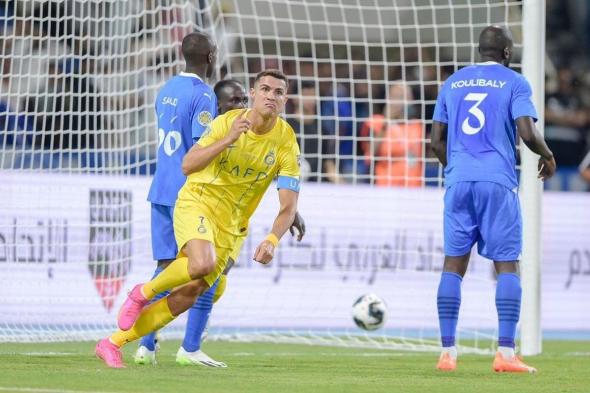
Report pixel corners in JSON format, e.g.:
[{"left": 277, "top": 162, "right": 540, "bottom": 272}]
[
  {"left": 184, "top": 240, "right": 216, "bottom": 278},
  {"left": 187, "top": 254, "right": 216, "bottom": 278},
  {"left": 494, "top": 261, "right": 519, "bottom": 274}
]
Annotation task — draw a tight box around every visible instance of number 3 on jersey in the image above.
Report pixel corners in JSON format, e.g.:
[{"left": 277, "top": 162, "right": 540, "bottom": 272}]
[
  {"left": 462, "top": 93, "right": 488, "bottom": 135},
  {"left": 158, "top": 128, "right": 182, "bottom": 156}
]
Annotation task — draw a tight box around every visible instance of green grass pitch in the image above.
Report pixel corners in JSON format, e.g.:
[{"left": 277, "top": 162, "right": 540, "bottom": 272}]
[{"left": 0, "top": 340, "right": 588, "bottom": 393}]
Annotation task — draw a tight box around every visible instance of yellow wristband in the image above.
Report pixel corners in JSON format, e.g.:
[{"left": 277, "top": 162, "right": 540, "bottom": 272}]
[{"left": 265, "top": 233, "right": 279, "bottom": 247}]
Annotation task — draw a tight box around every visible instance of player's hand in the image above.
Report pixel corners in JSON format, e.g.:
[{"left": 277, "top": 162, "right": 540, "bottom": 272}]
[
  {"left": 227, "top": 109, "right": 250, "bottom": 143},
  {"left": 289, "top": 211, "right": 306, "bottom": 241},
  {"left": 253, "top": 240, "right": 275, "bottom": 264},
  {"left": 538, "top": 155, "right": 556, "bottom": 180}
]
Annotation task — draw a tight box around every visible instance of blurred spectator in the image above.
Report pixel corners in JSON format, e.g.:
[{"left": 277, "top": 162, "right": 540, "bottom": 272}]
[
  {"left": 360, "top": 81, "right": 424, "bottom": 187},
  {"left": 0, "top": 0, "right": 14, "bottom": 35},
  {"left": 0, "top": 44, "right": 35, "bottom": 148},
  {"left": 28, "top": 57, "right": 101, "bottom": 151},
  {"left": 544, "top": 67, "right": 589, "bottom": 167},
  {"left": 319, "top": 64, "right": 367, "bottom": 182},
  {"left": 287, "top": 81, "right": 340, "bottom": 183},
  {"left": 352, "top": 64, "right": 371, "bottom": 122}
]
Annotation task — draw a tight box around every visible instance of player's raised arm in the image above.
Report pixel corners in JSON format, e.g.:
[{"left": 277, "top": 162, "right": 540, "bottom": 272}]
[
  {"left": 182, "top": 109, "right": 250, "bottom": 175},
  {"left": 253, "top": 187, "right": 298, "bottom": 264}
]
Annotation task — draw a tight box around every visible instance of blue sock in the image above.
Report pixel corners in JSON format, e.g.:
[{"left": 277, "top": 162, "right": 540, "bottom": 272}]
[
  {"left": 495, "top": 273, "right": 521, "bottom": 349},
  {"left": 139, "top": 266, "right": 170, "bottom": 351},
  {"left": 437, "top": 272, "right": 462, "bottom": 347},
  {"left": 181, "top": 278, "right": 220, "bottom": 352}
]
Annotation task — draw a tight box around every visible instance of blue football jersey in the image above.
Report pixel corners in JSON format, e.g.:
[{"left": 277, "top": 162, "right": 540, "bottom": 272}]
[
  {"left": 147, "top": 72, "right": 217, "bottom": 206},
  {"left": 432, "top": 62, "right": 537, "bottom": 189}
]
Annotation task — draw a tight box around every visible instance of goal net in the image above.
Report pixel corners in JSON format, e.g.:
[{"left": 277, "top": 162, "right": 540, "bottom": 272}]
[{"left": 0, "top": 0, "right": 530, "bottom": 355}]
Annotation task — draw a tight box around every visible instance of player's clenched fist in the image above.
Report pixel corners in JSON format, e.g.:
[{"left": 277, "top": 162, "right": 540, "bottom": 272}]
[
  {"left": 227, "top": 108, "right": 250, "bottom": 143},
  {"left": 253, "top": 240, "right": 275, "bottom": 264}
]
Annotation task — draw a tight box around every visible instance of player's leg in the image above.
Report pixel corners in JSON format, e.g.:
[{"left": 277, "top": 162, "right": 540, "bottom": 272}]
[
  {"left": 96, "top": 294, "right": 178, "bottom": 369},
  {"left": 102, "top": 277, "right": 212, "bottom": 358},
  {"left": 493, "top": 262, "right": 523, "bottom": 363},
  {"left": 176, "top": 259, "right": 234, "bottom": 367},
  {"left": 176, "top": 277, "right": 225, "bottom": 367},
  {"left": 436, "top": 254, "right": 469, "bottom": 371},
  {"left": 135, "top": 259, "right": 172, "bottom": 364},
  {"left": 115, "top": 238, "right": 214, "bottom": 331},
  {"left": 121, "top": 278, "right": 212, "bottom": 344},
  {"left": 177, "top": 235, "right": 240, "bottom": 367},
  {"left": 492, "top": 265, "right": 535, "bottom": 373},
  {"left": 135, "top": 204, "right": 176, "bottom": 364},
  {"left": 436, "top": 182, "right": 478, "bottom": 371},
  {"left": 474, "top": 182, "right": 535, "bottom": 373},
  {"left": 116, "top": 204, "right": 218, "bottom": 331},
  {"left": 181, "top": 277, "right": 220, "bottom": 353},
  {"left": 96, "top": 205, "right": 220, "bottom": 368}
]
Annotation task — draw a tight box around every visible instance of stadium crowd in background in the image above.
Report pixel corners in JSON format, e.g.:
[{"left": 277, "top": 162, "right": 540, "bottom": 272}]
[{"left": 1, "top": 0, "right": 589, "bottom": 190}]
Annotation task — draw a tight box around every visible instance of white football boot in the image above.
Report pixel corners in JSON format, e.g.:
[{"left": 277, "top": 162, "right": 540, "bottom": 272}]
[
  {"left": 176, "top": 347, "right": 227, "bottom": 368},
  {"left": 134, "top": 345, "right": 157, "bottom": 365}
]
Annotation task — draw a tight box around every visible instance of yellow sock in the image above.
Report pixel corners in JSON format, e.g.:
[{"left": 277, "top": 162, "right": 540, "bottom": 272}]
[
  {"left": 110, "top": 298, "right": 175, "bottom": 347},
  {"left": 142, "top": 257, "right": 191, "bottom": 300}
]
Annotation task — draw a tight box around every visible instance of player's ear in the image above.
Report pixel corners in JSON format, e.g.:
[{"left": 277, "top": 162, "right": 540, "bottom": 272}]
[
  {"left": 249, "top": 87, "right": 256, "bottom": 99},
  {"left": 503, "top": 47, "right": 510, "bottom": 60}
]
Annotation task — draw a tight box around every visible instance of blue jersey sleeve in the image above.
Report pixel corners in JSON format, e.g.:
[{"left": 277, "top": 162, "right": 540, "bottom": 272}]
[
  {"left": 511, "top": 75, "right": 538, "bottom": 122},
  {"left": 191, "top": 89, "right": 217, "bottom": 142},
  {"left": 432, "top": 82, "right": 448, "bottom": 123}
]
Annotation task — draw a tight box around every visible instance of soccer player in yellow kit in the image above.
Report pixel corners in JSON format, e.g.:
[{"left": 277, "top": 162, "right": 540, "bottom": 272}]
[{"left": 95, "top": 69, "right": 300, "bottom": 368}]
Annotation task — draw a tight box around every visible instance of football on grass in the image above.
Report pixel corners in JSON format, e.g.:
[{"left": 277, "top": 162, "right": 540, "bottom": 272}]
[{"left": 351, "top": 293, "right": 387, "bottom": 331}]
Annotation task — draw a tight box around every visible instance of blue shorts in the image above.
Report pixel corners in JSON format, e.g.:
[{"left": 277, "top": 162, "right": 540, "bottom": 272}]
[
  {"left": 443, "top": 181, "right": 522, "bottom": 261},
  {"left": 151, "top": 203, "right": 178, "bottom": 261}
]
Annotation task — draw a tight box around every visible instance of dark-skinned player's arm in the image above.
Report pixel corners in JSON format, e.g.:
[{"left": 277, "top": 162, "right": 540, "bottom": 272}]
[
  {"left": 431, "top": 120, "right": 448, "bottom": 167},
  {"left": 515, "top": 116, "right": 556, "bottom": 180},
  {"left": 182, "top": 109, "right": 249, "bottom": 175},
  {"left": 254, "top": 188, "right": 298, "bottom": 264}
]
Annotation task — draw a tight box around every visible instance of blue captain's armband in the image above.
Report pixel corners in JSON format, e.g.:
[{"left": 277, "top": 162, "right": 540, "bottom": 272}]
[{"left": 277, "top": 176, "right": 300, "bottom": 192}]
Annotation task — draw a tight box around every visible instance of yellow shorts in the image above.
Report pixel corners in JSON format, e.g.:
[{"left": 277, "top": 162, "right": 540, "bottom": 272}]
[
  {"left": 228, "top": 232, "right": 247, "bottom": 263},
  {"left": 173, "top": 198, "right": 234, "bottom": 287}
]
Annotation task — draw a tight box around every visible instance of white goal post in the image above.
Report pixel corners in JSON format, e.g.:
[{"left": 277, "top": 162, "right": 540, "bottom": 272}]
[
  {"left": 520, "top": 0, "right": 545, "bottom": 356},
  {"left": 0, "top": 0, "right": 545, "bottom": 355}
]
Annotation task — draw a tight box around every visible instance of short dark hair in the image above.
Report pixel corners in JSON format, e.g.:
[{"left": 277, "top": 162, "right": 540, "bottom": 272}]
[
  {"left": 253, "top": 69, "right": 289, "bottom": 89},
  {"left": 182, "top": 31, "right": 214, "bottom": 66},
  {"left": 213, "top": 79, "right": 244, "bottom": 97}
]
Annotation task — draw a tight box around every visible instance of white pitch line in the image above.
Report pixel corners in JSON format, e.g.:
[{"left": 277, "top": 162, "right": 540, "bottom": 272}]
[
  {"left": 231, "top": 351, "right": 404, "bottom": 357},
  {"left": 0, "top": 352, "right": 73, "bottom": 356},
  {"left": 0, "top": 388, "right": 116, "bottom": 393}
]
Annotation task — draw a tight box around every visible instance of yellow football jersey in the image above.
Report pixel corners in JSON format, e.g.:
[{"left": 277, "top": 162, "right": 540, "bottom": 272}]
[{"left": 178, "top": 109, "right": 301, "bottom": 235}]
